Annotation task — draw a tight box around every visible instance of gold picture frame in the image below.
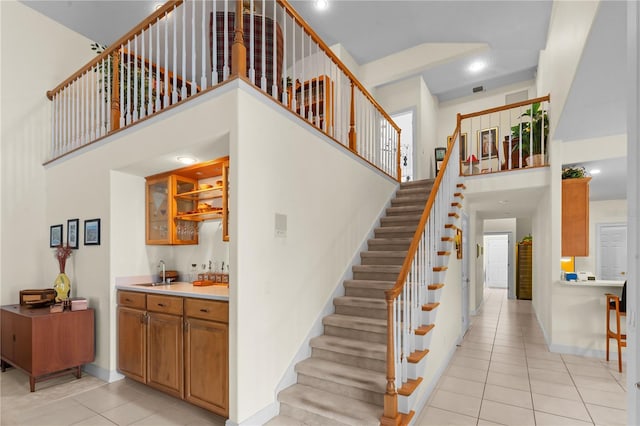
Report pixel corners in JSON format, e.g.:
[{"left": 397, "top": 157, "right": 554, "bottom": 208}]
[
  {"left": 477, "top": 127, "right": 499, "bottom": 159},
  {"left": 448, "top": 133, "right": 468, "bottom": 161}
]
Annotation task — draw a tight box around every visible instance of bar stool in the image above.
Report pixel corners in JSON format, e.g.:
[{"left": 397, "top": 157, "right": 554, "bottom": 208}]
[{"left": 605, "top": 281, "right": 626, "bottom": 372}]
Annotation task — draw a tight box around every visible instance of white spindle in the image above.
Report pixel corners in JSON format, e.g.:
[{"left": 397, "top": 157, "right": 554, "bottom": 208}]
[
  {"left": 300, "top": 26, "right": 305, "bottom": 120},
  {"left": 126, "top": 40, "right": 131, "bottom": 125},
  {"left": 201, "top": 1, "right": 207, "bottom": 89},
  {"left": 271, "top": 0, "right": 277, "bottom": 97},
  {"left": 260, "top": 0, "right": 267, "bottom": 91},
  {"left": 164, "top": 12, "right": 169, "bottom": 106},
  {"left": 249, "top": 0, "right": 255, "bottom": 84},
  {"left": 212, "top": 0, "right": 218, "bottom": 85},
  {"left": 173, "top": 4, "right": 178, "bottom": 103},
  {"left": 291, "top": 16, "right": 296, "bottom": 112},
  {"left": 156, "top": 20, "right": 161, "bottom": 110},
  {"left": 191, "top": 0, "right": 196, "bottom": 95},
  {"left": 91, "top": 64, "right": 96, "bottom": 140},
  {"left": 281, "top": 5, "right": 287, "bottom": 105},
  {"left": 107, "top": 55, "right": 111, "bottom": 132},
  {"left": 223, "top": 0, "right": 229, "bottom": 80},
  {"left": 182, "top": 4, "right": 188, "bottom": 99},
  {"left": 140, "top": 31, "right": 146, "bottom": 119},
  {"left": 133, "top": 35, "right": 139, "bottom": 122}
]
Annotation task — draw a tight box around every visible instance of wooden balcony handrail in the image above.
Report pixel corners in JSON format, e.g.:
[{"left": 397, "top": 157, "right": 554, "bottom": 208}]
[
  {"left": 47, "top": 0, "right": 184, "bottom": 100},
  {"left": 459, "top": 94, "right": 551, "bottom": 120},
  {"left": 276, "top": 0, "right": 401, "bottom": 137}
]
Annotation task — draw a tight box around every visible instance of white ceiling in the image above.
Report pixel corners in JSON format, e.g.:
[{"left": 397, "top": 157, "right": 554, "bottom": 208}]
[{"left": 22, "top": 0, "right": 628, "bottom": 203}]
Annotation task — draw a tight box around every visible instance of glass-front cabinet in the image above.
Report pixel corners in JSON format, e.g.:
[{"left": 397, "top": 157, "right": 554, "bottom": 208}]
[
  {"left": 146, "top": 175, "right": 198, "bottom": 245},
  {"left": 145, "top": 156, "right": 229, "bottom": 245}
]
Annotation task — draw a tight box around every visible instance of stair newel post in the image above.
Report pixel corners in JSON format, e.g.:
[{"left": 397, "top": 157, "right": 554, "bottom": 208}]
[
  {"left": 110, "top": 50, "right": 121, "bottom": 131},
  {"left": 396, "top": 128, "right": 402, "bottom": 182},
  {"left": 231, "top": 0, "right": 247, "bottom": 78},
  {"left": 381, "top": 291, "right": 401, "bottom": 426},
  {"left": 348, "top": 81, "right": 357, "bottom": 152}
]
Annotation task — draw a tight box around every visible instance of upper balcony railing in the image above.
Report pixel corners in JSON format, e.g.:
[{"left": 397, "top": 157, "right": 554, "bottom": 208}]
[
  {"left": 46, "top": 0, "right": 401, "bottom": 180},
  {"left": 455, "top": 95, "right": 551, "bottom": 176}
]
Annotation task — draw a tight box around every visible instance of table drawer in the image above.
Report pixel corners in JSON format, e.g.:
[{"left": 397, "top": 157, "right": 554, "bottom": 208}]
[
  {"left": 147, "top": 294, "right": 183, "bottom": 315},
  {"left": 118, "top": 291, "right": 146, "bottom": 309},
  {"left": 185, "top": 298, "right": 228, "bottom": 323}
]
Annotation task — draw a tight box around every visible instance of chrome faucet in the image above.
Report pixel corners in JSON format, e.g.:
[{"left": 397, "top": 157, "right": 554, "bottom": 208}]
[{"left": 158, "top": 260, "right": 166, "bottom": 284}]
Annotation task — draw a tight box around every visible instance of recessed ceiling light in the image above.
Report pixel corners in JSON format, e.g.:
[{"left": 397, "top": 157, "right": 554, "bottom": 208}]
[
  {"left": 315, "top": 0, "right": 329, "bottom": 10},
  {"left": 590, "top": 169, "right": 601, "bottom": 174},
  {"left": 498, "top": 200, "right": 509, "bottom": 204},
  {"left": 177, "top": 156, "right": 197, "bottom": 165},
  {"left": 468, "top": 60, "right": 486, "bottom": 73}
]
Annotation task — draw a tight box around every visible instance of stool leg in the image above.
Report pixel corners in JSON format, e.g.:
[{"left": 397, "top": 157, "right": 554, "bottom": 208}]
[
  {"left": 616, "top": 309, "right": 623, "bottom": 373},
  {"left": 606, "top": 307, "right": 610, "bottom": 361}
]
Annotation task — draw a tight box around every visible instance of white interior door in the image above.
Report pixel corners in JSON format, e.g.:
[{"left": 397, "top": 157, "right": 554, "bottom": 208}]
[
  {"left": 484, "top": 234, "right": 509, "bottom": 288},
  {"left": 391, "top": 110, "right": 414, "bottom": 182},
  {"left": 597, "top": 223, "right": 627, "bottom": 281}
]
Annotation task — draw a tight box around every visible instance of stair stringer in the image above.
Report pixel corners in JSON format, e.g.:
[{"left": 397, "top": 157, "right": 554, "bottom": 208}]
[
  {"left": 397, "top": 187, "right": 466, "bottom": 418},
  {"left": 269, "top": 187, "right": 398, "bottom": 416}
]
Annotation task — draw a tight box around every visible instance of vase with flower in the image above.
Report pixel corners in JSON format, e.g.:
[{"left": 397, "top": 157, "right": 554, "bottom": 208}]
[{"left": 54, "top": 245, "right": 73, "bottom": 302}]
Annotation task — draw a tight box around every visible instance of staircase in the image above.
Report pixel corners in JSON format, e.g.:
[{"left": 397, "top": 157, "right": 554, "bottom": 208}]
[{"left": 267, "top": 178, "right": 462, "bottom": 426}]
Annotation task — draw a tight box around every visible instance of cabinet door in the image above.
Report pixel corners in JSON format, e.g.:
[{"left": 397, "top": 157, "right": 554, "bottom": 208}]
[
  {"left": 146, "top": 177, "right": 170, "bottom": 244},
  {"left": 184, "top": 318, "right": 228, "bottom": 416},
  {"left": 117, "top": 307, "right": 146, "bottom": 383},
  {"left": 147, "top": 312, "right": 183, "bottom": 399},
  {"left": 562, "top": 178, "right": 591, "bottom": 256},
  {"left": 1, "top": 310, "right": 32, "bottom": 372},
  {"left": 173, "top": 176, "right": 198, "bottom": 245}
]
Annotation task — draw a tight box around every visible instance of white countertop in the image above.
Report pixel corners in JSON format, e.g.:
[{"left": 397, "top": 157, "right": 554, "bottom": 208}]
[
  {"left": 116, "top": 277, "right": 229, "bottom": 301},
  {"left": 557, "top": 280, "right": 625, "bottom": 288}
]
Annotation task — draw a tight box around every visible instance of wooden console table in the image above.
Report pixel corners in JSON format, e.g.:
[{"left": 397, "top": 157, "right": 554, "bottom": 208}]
[{"left": 0, "top": 304, "right": 95, "bottom": 392}]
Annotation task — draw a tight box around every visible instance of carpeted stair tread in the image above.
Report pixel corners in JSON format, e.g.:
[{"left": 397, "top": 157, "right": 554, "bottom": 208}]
[
  {"left": 353, "top": 264, "right": 402, "bottom": 273},
  {"left": 380, "top": 214, "right": 422, "bottom": 226},
  {"left": 374, "top": 225, "right": 418, "bottom": 236},
  {"left": 400, "top": 179, "right": 435, "bottom": 189},
  {"left": 396, "top": 186, "right": 433, "bottom": 197},
  {"left": 323, "top": 314, "right": 387, "bottom": 334},
  {"left": 334, "top": 296, "right": 386, "bottom": 310},
  {"left": 310, "top": 335, "right": 386, "bottom": 361},
  {"left": 295, "top": 358, "right": 386, "bottom": 395},
  {"left": 343, "top": 279, "right": 395, "bottom": 290},
  {"left": 278, "top": 384, "right": 382, "bottom": 426},
  {"left": 386, "top": 205, "right": 424, "bottom": 216},
  {"left": 367, "top": 238, "right": 412, "bottom": 251}
]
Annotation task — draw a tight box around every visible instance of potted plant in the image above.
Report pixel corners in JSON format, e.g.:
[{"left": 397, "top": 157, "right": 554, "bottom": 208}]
[
  {"left": 510, "top": 102, "right": 549, "bottom": 166},
  {"left": 562, "top": 166, "right": 588, "bottom": 179}
]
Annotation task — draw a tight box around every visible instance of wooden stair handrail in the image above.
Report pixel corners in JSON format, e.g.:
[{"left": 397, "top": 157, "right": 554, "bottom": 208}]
[
  {"left": 276, "top": 0, "right": 401, "bottom": 137},
  {"left": 47, "top": 0, "right": 184, "bottom": 100},
  {"left": 385, "top": 125, "right": 459, "bottom": 300},
  {"left": 459, "top": 94, "right": 551, "bottom": 120}
]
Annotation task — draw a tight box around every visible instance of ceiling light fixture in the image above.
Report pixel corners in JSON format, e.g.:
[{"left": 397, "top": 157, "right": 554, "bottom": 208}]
[
  {"left": 177, "top": 156, "right": 197, "bottom": 165},
  {"left": 315, "top": 0, "right": 329, "bottom": 10},
  {"left": 468, "top": 60, "right": 486, "bottom": 73},
  {"left": 590, "top": 169, "right": 601, "bottom": 174}
]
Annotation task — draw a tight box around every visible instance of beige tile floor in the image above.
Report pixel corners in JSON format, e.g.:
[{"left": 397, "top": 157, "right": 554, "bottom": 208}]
[
  {"left": 0, "top": 288, "right": 627, "bottom": 425},
  {"left": 0, "top": 368, "right": 226, "bottom": 426},
  {"left": 415, "top": 288, "right": 628, "bottom": 425}
]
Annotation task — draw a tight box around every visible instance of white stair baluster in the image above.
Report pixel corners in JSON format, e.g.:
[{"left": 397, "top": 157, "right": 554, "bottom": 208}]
[
  {"left": 156, "top": 20, "right": 161, "bottom": 110},
  {"left": 173, "top": 4, "right": 178, "bottom": 103},
  {"left": 201, "top": 1, "right": 207, "bottom": 89},
  {"left": 133, "top": 35, "right": 138, "bottom": 123},
  {"left": 140, "top": 31, "right": 146, "bottom": 119},
  {"left": 249, "top": 0, "right": 255, "bottom": 84},
  {"left": 164, "top": 12, "right": 169, "bottom": 106},
  {"left": 271, "top": 0, "right": 277, "bottom": 97},
  {"left": 182, "top": 4, "right": 188, "bottom": 99},
  {"left": 191, "top": 0, "right": 196, "bottom": 96},
  {"left": 260, "top": 0, "right": 266, "bottom": 91},
  {"left": 222, "top": 0, "right": 229, "bottom": 81}
]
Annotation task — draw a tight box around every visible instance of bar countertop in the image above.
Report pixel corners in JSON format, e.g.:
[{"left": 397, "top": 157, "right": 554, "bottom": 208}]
[{"left": 115, "top": 276, "right": 229, "bottom": 301}]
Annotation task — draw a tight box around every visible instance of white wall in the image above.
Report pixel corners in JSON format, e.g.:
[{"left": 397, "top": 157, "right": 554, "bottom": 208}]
[
  {"left": 0, "top": 1, "right": 95, "bottom": 305},
  {"left": 536, "top": 0, "right": 600, "bottom": 137},
  {"left": 232, "top": 89, "right": 396, "bottom": 423},
  {"left": 437, "top": 80, "right": 536, "bottom": 150},
  {"left": 374, "top": 76, "right": 439, "bottom": 179},
  {"left": 574, "top": 199, "right": 627, "bottom": 274}
]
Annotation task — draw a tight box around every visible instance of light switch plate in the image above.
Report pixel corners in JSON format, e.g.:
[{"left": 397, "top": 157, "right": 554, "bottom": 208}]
[{"left": 275, "top": 213, "right": 287, "bottom": 238}]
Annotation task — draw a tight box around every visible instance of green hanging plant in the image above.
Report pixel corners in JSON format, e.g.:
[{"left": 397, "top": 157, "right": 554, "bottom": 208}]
[{"left": 561, "top": 166, "right": 588, "bottom": 180}]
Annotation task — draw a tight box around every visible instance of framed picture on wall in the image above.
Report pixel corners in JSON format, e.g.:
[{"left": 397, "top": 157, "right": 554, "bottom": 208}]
[
  {"left": 67, "top": 219, "right": 79, "bottom": 249},
  {"left": 478, "top": 127, "right": 499, "bottom": 159},
  {"left": 50, "top": 224, "right": 63, "bottom": 248},
  {"left": 84, "top": 218, "right": 101, "bottom": 246},
  {"left": 448, "top": 133, "right": 468, "bottom": 161}
]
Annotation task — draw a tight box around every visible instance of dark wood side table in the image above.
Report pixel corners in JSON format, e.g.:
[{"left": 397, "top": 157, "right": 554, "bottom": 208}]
[{"left": 0, "top": 304, "right": 95, "bottom": 391}]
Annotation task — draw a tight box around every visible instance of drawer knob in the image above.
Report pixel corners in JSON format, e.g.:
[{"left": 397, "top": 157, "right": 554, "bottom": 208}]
[
  {"left": 157, "top": 303, "right": 165, "bottom": 307},
  {"left": 200, "top": 308, "right": 209, "bottom": 313},
  {"left": 125, "top": 298, "right": 132, "bottom": 302}
]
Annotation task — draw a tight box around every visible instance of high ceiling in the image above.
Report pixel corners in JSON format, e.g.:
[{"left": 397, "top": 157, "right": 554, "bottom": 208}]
[{"left": 21, "top": 0, "right": 628, "bottom": 202}]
